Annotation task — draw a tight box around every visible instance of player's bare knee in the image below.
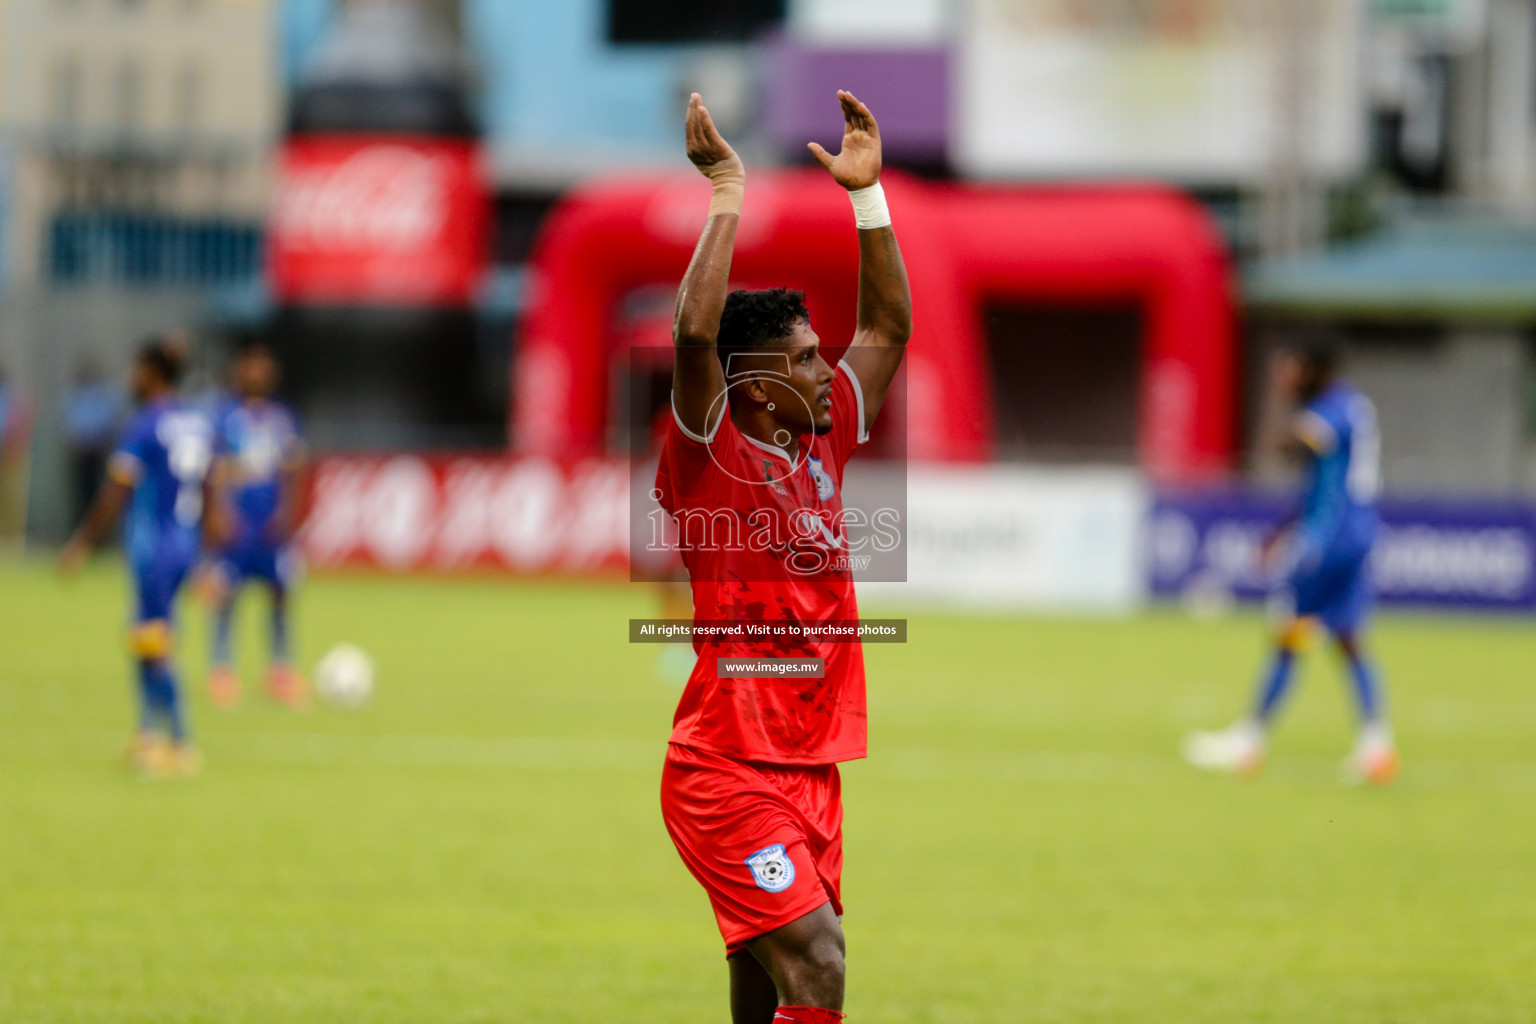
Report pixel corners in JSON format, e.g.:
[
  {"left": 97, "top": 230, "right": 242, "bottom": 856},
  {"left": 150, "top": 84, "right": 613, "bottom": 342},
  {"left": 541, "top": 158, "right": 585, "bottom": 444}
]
[
  {"left": 822, "top": 923, "right": 847, "bottom": 967},
  {"left": 756, "top": 925, "right": 844, "bottom": 1007},
  {"left": 812, "top": 934, "right": 846, "bottom": 985},
  {"left": 786, "top": 933, "right": 845, "bottom": 998}
]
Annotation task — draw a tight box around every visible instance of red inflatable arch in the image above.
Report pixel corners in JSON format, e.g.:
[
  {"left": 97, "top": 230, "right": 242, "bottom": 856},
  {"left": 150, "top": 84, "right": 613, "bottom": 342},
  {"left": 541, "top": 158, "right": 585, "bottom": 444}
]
[{"left": 513, "top": 169, "right": 1235, "bottom": 479}]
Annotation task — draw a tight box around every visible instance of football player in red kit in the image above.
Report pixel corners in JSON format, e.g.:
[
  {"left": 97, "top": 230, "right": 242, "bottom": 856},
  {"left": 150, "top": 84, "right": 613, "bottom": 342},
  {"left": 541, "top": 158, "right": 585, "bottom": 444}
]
[{"left": 656, "top": 91, "right": 911, "bottom": 1024}]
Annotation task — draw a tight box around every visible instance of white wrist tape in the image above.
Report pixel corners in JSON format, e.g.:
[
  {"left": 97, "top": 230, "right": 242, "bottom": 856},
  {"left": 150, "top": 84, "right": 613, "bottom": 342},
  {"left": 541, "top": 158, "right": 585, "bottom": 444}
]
[
  {"left": 704, "top": 160, "right": 745, "bottom": 218},
  {"left": 848, "top": 182, "right": 890, "bottom": 229}
]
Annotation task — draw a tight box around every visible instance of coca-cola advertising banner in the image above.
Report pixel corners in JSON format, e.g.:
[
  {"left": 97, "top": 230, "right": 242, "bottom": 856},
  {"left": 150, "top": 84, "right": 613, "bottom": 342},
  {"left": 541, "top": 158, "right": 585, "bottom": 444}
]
[
  {"left": 301, "top": 455, "right": 630, "bottom": 573},
  {"left": 270, "top": 136, "right": 487, "bottom": 306}
]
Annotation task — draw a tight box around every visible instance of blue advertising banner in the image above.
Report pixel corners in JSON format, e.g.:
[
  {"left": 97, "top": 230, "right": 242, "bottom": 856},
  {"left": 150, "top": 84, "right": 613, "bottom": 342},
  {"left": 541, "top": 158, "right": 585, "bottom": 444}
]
[{"left": 1150, "top": 488, "right": 1536, "bottom": 612}]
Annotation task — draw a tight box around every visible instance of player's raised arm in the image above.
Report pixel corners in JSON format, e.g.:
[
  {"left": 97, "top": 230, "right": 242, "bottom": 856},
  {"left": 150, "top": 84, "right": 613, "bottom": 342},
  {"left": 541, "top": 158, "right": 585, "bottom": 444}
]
[
  {"left": 809, "top": 90, "right": 912, "bottom": 431},
  {"left": 671, "top": 94, "right": 739, "bottom": 440}
]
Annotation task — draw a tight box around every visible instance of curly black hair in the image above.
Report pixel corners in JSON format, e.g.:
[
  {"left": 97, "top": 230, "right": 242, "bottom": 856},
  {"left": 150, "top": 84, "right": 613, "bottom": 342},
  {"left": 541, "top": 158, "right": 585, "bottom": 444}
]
[
  {"left": 135, "top": 334, "right": 185, "bottom": 386},
  {"left": 1294, "top": 342, "right": 1339, "bottom": 379},
  {"left": 233, "top": 337, "right": 275, "bottom": 362},
  {"left": 717, "top": 287, "right": 809, "bottom": 377}
]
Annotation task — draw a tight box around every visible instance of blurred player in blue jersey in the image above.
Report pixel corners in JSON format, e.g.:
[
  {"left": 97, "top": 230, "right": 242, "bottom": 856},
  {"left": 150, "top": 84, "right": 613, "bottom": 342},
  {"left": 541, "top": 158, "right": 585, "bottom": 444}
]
[
  {"left": 204, "top": 342, "right": 308, "bottom": 708},
  {"left": 60, "top": 336, "right": 214, "bottom": 777},
  {"left": 1185, "top": 346, "right": 1399, "bottom": 785}
]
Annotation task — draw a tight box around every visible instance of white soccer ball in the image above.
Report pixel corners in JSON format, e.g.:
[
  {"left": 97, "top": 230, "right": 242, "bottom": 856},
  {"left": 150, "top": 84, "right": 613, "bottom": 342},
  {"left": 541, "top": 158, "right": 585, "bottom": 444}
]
[{"left": 314, "top": 643, "right": 375, "bottom": 707}]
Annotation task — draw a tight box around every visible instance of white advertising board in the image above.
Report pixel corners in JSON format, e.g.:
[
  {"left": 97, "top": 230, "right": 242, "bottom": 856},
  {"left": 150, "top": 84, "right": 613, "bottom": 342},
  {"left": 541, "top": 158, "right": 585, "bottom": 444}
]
[
  {"left": 956, "top": 0, "right": 1369, "bottom": 182},
  {"left": 861, "top": 465, "right": 1149, "bottom": 612},
  {"left": 788, "top": 0, "right": 951, "bottom": 44}
]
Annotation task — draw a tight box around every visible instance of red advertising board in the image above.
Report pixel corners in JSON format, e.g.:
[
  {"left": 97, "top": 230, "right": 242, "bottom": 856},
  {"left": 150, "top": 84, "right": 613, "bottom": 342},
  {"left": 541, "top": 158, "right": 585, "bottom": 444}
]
[
  {"left": 269, "top": 136, "right": 487, "bottom": 306},
  {"left": 300, "top": 455, "right": 630, "bottom": 573}
]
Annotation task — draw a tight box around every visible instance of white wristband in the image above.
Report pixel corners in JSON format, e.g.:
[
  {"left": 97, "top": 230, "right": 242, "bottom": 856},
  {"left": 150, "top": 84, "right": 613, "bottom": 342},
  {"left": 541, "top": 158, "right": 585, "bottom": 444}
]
[{"left": 848, "top": 182, "right": 890, "bottom": 230}]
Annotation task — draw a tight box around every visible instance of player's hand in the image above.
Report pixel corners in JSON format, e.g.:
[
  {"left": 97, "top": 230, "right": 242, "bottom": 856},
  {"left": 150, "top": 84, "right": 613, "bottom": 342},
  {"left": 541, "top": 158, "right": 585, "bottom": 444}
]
[
  {"left": 193, "top": 561, "right": 229, "bottom": 608},
  {"left": 808, "top": 90, "right": 882, "bottom": 191},
  {"left": 685, "top": 93, "right": 742, "bottom": 176},
  {"left": 57, "top": 538, "right": 89, "bottom": 579},
  {"left": 203, "top": 504, "right": 231, "bottom": 549}
]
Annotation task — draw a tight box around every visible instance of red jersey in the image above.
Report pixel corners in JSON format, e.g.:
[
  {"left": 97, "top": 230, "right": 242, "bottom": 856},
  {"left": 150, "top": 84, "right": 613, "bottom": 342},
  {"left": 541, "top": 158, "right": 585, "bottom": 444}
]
[{"left": 656, "top": 360, "right": 871, "bottom": 765}]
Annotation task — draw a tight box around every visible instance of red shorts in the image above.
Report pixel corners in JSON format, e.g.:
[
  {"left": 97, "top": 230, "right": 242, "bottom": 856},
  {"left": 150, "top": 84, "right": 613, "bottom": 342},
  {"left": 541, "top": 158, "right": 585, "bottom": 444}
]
[{"left": 660, "top": 743, "right": 844, "bottom": 955}]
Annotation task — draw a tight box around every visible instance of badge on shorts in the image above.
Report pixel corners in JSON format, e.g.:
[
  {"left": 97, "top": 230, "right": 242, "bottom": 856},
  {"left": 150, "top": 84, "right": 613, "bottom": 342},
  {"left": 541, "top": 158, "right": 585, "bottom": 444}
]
[{"left": 745, "top": 844, "right": 796, "bottom": 893}]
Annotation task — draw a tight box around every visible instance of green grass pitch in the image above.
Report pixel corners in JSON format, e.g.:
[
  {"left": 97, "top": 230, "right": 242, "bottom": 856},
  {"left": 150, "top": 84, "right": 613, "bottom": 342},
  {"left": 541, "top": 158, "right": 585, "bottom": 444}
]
[{"left": 2, "top": 561, "right": 1533, "bottom": 1023}]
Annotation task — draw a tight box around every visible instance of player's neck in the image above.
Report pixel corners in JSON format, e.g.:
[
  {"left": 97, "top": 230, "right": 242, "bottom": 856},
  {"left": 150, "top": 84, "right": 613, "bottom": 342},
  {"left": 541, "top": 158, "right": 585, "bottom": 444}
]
[{"left": 733, "top": 409, "right": 800, "bottom": 462}]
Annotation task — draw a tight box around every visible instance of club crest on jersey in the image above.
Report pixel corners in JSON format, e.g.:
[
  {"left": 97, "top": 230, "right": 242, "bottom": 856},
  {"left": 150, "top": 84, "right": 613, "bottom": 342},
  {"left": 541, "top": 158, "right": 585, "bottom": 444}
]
[
  {"left": 807, "top": 455, "right": 834, "bottom": 501},
  {"left": 745, "top": 844, "right": 796, "bottom": 893}
]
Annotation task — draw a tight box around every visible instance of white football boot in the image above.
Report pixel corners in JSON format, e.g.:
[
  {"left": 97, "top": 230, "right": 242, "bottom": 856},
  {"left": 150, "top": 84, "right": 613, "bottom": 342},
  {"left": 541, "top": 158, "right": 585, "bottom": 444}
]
[
  {"left": 1182, "top": 719, "right": 1266, "bottom": 777},
  {"left": 1342, "top": 721, "right": 1399, "bottom": 785}
]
